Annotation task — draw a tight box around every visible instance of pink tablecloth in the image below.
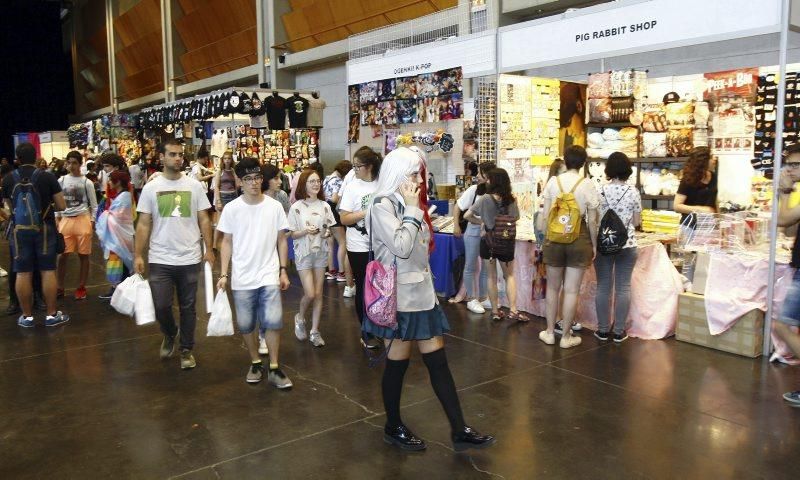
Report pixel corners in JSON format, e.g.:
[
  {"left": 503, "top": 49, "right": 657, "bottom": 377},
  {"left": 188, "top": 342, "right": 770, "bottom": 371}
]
[{"left": 494, "top": 241, "right": 684, "bottom": 340}]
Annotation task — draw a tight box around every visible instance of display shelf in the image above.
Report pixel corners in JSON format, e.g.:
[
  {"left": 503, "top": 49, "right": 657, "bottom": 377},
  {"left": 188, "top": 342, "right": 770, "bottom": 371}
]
[
  {"left": 641, "top": 194, "right": 675, "bottom": 200},
  {"left": 586, "top": 121, "right": 637, "bottom": 129},
  {"left": 631, "top": 157, "right": 688, "bottom": 163}
]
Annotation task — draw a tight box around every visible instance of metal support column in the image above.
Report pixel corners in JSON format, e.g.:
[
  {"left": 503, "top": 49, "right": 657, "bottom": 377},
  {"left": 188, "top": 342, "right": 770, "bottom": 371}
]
[
  {"left": 256, "top": 0, "right": 270, "bottom": 85},
  {"left": 160, "top": 0, "right": 175, "bottom": 102},
  {"left": 104, "top": 0, "right": 118, "bottom": 113},
  {"left": 764, "top": 0, "right": 792, "bottom": 355}
]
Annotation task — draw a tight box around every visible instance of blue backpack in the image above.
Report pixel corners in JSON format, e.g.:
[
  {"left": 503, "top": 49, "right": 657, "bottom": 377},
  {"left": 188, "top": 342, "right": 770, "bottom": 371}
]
[{"left": 11, "top": 169, "right": 47, "bottom": 236}]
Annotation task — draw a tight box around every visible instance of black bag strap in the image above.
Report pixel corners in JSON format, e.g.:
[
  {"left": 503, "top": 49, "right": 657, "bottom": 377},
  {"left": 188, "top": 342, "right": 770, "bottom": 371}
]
[{"left": 602, "top": 186, "right": 632, "bottom": 227}]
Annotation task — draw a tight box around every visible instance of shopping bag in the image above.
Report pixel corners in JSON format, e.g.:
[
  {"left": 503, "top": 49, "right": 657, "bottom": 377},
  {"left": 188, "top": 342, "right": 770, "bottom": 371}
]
[
  {"left": 207, "top": 289, "right": 234, "bottom": 336},
  {"left": 110, "top": 275, "right": 140, "bottom": 317},
  {"left": 134, "top": 279, "right": 156, "bottom": 326}
]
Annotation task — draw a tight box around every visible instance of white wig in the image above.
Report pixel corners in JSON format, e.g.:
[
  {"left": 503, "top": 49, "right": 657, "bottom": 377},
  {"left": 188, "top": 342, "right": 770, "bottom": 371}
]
[{"left": 372, "top": 147, "right": 423, "bottom": 199}]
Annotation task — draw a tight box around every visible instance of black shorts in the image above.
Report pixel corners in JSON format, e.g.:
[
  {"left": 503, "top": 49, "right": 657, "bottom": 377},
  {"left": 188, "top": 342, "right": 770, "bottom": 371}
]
[
  {"left": 479, "top": 236, "right": 515, "bottom": 263},
  {"left": 11, "top": 225, "right": 58, "bottom": 272},
  {"left": 328, "top": 201, "right": 342, "bottom": 227}
]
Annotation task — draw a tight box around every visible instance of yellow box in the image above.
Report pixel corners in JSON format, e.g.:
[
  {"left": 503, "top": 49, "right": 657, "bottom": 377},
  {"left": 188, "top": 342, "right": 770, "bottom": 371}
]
[
  {"left": 676, "top": 292, "right": 763, "bottom": 358},
  {"left": 437, "top": 184, "right": 456, "bottom": 200}
]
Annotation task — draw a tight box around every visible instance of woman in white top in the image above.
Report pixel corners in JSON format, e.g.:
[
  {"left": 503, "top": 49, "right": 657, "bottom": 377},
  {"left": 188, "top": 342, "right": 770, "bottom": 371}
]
[
  {"left": 540, "top": 146, "right": 600, "bottom": 349},
  {"left": 288, "top": 169, "right": 336, "bottom": 347},
  {"left": 452, "top": 161, "right": 495, "bottom": 314},
  {"left": 365, "top": 147, "right": 494, "bottom": 453},
  {"left": 339, "top": 146, "right": 382, "bottom": 349},
  {"left": 594, "top": 153, "right": 641, "bottom": 343}
]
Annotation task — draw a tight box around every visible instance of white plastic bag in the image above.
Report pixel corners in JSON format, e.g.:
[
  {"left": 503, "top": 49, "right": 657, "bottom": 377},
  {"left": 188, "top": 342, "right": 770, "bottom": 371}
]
[
  {"left": 110, "top": 275, "right": 141, "bottom": 317},
  {"left": 134, "top": 279, "right": 156, "bottom": 326},
  {"left": 207, "top": 289, "right": 234, "bottom": 336}
]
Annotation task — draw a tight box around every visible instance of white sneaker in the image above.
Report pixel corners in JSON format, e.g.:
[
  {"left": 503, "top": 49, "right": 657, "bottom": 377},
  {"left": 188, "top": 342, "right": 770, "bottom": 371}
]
[
  {"left": 294, "top": 314, "right": 307, "bottom": 341},
  {"left": 258, "top": 336, "right": 268, "bottom": 355},
  {"left": 0, "top": 267, "right": 7, "bottom": 277},
  {"left": 343, "top": 285, "right": 356, "bottom": 298},
  {"left": 560, "top": 335, "right": 582, "bottom": 349},
  {"left": 310, "top": 330, "right": 326, "bottom": 347},
  {"left": 480, "top": 298, "right": 492, "bottom": 309},
  {"left": 466, "top": 299, "right": 486, "bottom": 314},
  {"left": 539, "top": 330, "right": 555, "bottom": 345}
]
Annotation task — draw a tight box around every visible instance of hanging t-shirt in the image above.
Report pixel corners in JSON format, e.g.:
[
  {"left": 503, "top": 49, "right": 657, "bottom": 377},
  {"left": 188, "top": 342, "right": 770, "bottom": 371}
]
[
  {"left": 307, "top": 98, "right": 326, "bottom": 127},
  {"left": 136, "top": 174, "right": 211, "bottom": 266},
  {"left": 338, "top": 177, "right": 377, "bottom": 252},
  {"left": 599, "top": 184, "right": 642, "bottom": 249},
  {"left": 216, "top": 195, "right": 289, "bottom": 290},
  {"left": 265, "top": 95, "right": 288, "bottom": 130},
  {"left": 287, "top": 95, "right": 310, "bottom": 128},
  {"left": 288, "top": 199, "right": 336, "bottom": 259},
  {"left": 210, "top": 129, "right": 228, "bottom": 158}
]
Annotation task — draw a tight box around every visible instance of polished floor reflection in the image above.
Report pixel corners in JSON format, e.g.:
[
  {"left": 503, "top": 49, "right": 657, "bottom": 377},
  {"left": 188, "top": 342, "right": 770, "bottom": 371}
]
[{"left": 0, "top": 246, "right": 798, "bottom": 479}]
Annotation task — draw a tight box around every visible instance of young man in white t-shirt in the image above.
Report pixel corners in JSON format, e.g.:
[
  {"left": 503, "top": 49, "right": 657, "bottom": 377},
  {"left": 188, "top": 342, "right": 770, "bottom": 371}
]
[
  {"left": 216, "top": 158, "right": 293, "bottom": 389},
  {"left": 135, "top": 139, "right": 215, "bottom": 370}
]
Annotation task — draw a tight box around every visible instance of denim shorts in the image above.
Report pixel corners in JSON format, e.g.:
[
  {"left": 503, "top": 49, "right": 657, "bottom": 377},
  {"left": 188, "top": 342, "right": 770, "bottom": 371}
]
[
  {"left": 779, "top": 270, "right": 800, "bottom": 327},
  {"left": 295, "top": 250, "right": 328, "bottom": 271},
  {"left": 232, "top": 285, "right": 283, "bottom": 334},
  {"left": 11, "top": 224, "right": 58, "bottom": 273}
]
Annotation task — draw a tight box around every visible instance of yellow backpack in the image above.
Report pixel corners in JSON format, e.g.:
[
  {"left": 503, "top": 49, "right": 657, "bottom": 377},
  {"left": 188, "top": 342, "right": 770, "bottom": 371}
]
[{"left": 546, "top": 176, "right": 584, "bottom": 244}]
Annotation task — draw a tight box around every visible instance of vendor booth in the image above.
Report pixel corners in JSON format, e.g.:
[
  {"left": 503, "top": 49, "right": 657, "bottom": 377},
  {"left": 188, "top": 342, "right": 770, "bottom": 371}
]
[{"left": 367, "top": 0, "right": 799, "bottom": 360}]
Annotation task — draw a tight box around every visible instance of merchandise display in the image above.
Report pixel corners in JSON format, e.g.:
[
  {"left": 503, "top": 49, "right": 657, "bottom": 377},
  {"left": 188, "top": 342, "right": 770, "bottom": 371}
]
[
  {"left": 350, "top": 67, "right": 464, "bottom": 127},
  {"left": 231, "top": 126, "right": 319, "bottom": 168}
]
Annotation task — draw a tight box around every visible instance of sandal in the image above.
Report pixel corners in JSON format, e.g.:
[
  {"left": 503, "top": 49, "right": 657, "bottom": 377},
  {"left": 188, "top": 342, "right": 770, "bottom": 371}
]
[
  {"left": 491, "top": 311, "right": 504, "bottom": 322},
  {"left": 509, "top": 311, "right": 529, "bottom": 323},
  {"left": 448, "top": 296, "right": 466, "bottom": 304}
]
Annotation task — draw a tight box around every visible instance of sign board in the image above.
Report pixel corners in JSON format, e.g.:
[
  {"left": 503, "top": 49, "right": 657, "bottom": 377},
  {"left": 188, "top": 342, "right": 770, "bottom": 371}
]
[
  {"left": 347, "top": 32, "right": 495, "bottom": 85},
  {"left": 499, "top": 0, "right": 781, "bottom": 71}
]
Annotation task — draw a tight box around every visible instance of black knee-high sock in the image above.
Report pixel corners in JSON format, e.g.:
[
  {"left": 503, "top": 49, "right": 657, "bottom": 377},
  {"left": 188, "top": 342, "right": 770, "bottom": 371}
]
[
  {"left": 422, "top": 349, "right": 466, "bottom": 433},
  {"left": 382, "top": 358, "right": 409, "bottom": 428}
]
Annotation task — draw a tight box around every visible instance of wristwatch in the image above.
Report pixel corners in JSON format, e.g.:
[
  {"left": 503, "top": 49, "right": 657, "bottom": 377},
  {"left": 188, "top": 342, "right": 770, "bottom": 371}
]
[{"left": 219, "top": 273, "right": 229, "bottom": 279}]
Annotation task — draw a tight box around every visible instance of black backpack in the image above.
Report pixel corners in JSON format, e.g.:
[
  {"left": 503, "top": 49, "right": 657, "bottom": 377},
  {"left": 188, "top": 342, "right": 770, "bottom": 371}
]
[
  {"left": 487, "top": 200, "right": 517, "bottom": 259},
  {"left": 598, "top": 186, "right": 630, "bottom": 256}
]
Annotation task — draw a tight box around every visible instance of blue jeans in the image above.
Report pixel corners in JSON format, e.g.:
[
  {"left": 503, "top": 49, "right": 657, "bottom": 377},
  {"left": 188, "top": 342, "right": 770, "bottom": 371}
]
[
  {"left": 232, "top": 285, "right": 283, "bottom": 334},
  {"left": 463, "top": 233, "right": 487, "bottom": 299},
  {"left": 594, "top": 248, "right": 638, "bottom": 335}
]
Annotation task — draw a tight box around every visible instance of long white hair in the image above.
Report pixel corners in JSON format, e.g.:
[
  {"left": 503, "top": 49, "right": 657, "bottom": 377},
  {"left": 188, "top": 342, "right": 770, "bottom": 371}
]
[{"left": 372, "top": 147, "right": 422, "bottom": 200}]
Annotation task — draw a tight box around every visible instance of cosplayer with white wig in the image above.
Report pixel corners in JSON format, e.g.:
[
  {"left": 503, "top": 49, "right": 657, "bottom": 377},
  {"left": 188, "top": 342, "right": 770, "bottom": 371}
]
[{"left": 363, "top": 146, "right": 495, "bottom": 453}]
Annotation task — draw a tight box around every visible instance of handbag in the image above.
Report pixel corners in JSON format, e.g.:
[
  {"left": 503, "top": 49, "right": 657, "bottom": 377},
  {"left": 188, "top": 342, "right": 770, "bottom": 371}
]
[{"left": 364, "top": 196, "right": 398, "bottom": 331}]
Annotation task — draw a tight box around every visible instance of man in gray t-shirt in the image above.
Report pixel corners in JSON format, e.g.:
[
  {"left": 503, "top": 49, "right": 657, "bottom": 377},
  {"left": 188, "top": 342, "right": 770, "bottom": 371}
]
[
  {"left": 55, "top": 151, "right": 98, "bottom": 301},
  {"left": 135, "top": 139, "right": 214, "bottom": 371}
]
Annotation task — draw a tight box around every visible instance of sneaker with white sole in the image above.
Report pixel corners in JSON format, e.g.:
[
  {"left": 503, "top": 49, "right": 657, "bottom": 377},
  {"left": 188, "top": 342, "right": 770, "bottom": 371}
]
[
  {"left": 268, "top": 368, "right": 293, "bottom": 389},
  {"left": 559, "top": 335, "right": 582, "bottom": 349},
  {"left": 343, "top": 285, "right": 356, "bottom": 298},
  {"left": 17, "top": 315, "right": 34, "bottom": 328},
  {"left": 246, "top": 362, "right": 264, "bottom": 383},
  {"left": 180, "top": 349, "right": 196, "bottom": 370},
  {"left": 45, "top": 311, "right": 69, "bottom": 327},
  {"left": 325, "top": 270, "right": 337, "bottom": 281},
  {"left": 480, "top": 298, "right": 492, "bottom": 309},
  {"left": 783, "top": 390, "right": 800, "bottom": 405},
  {"left": 613, "top": 332, "right": 629, "bottom": 344},
  {"left": 310, "top": 330, "right": 326, "bottom": 347},
  {"left": 294, "top": 314, "right": 307, "bottom": 341},
  {"left": 539, "top": 330, "right": 555, "bottom": 345},
  {"left": 258, "top": 336, "right": 269, "bottom": 355},
  {"left": 466, "top": 299, "right": 486, "bottom": 314}
]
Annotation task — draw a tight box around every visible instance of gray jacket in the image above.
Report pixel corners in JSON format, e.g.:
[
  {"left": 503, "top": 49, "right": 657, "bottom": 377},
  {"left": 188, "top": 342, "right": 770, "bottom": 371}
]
[{"left": 367, "top": 195, "right": 436, "bottom": 313}]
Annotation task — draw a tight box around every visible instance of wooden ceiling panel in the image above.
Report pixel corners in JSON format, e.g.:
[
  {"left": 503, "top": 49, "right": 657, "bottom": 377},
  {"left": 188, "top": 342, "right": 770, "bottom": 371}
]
[
  {"left": 281, "top": 0, "right": 454, "bottom": 52},
  {"left": 113, "top": 0, "right": 160, "bottom": 48},
  {"left": 178, "top": 27, "right": 257, "bottom": 82},
  {"left": 121, "top": 64, "right": 163, "bottom": 98}
]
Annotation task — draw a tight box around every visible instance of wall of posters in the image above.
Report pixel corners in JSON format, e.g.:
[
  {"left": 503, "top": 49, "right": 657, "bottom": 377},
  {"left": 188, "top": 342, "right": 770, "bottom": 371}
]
[
  {"left": 349, "top": 67, "right": 464, "bottom": 129},
  {"left": 704, "top": 68, "right": 758, "bottom": 155}
]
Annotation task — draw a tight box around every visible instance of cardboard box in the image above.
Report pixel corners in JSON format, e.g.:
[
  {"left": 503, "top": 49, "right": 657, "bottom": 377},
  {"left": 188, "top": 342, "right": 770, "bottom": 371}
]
[{"left": 676, "top": 292, "right": 763, "bottom": 358}]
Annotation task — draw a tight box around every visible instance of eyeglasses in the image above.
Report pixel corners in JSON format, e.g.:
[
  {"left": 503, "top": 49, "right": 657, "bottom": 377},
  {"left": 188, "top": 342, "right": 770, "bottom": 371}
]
[
  {"left": 307, "top": 179, "right": 321, "bottom": 185},
  {"left": 352, "top": 163, "right": 365, "bottom": 170},
  {"left": 785, "top": 163, "right": 800, "bottom": 169},
  {"left": 242, "top": 175, "right": 263, "bottom": 184}
]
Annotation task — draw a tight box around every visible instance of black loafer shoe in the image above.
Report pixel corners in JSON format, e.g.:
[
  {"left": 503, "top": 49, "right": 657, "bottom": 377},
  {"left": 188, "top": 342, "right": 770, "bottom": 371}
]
[
  {"left": 452, "top": 426, "right": 496, "bottom": 452},
  {"left": 383, "top": 424, "right": 426, "bottom": 451},
  {"left": 6, "top": 303, "right": 21, "bottom": 316}
]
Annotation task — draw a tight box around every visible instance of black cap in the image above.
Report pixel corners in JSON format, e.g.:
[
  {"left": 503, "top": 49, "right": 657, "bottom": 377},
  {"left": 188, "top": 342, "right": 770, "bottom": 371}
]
[{"left": 663, "top": 92, "right": 680, "bottom": 104}]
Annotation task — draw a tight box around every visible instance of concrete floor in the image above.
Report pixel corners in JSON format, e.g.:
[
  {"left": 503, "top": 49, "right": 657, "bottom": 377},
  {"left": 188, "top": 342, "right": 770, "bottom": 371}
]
[{"left": 1, "top": 244, "right": 799, "bottom": 479}]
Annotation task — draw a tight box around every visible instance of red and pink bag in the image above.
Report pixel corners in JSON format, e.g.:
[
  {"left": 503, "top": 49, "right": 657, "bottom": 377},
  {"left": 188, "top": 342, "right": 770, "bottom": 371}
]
[{"left": 365, "top": 196, "right": 398, "bottom": 331}]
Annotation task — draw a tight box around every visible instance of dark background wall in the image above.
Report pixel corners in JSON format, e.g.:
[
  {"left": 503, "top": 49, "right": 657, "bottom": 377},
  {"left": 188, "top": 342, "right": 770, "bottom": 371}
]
[{"left": 0, "top": 0, "right": 74, "bottom": 160}]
